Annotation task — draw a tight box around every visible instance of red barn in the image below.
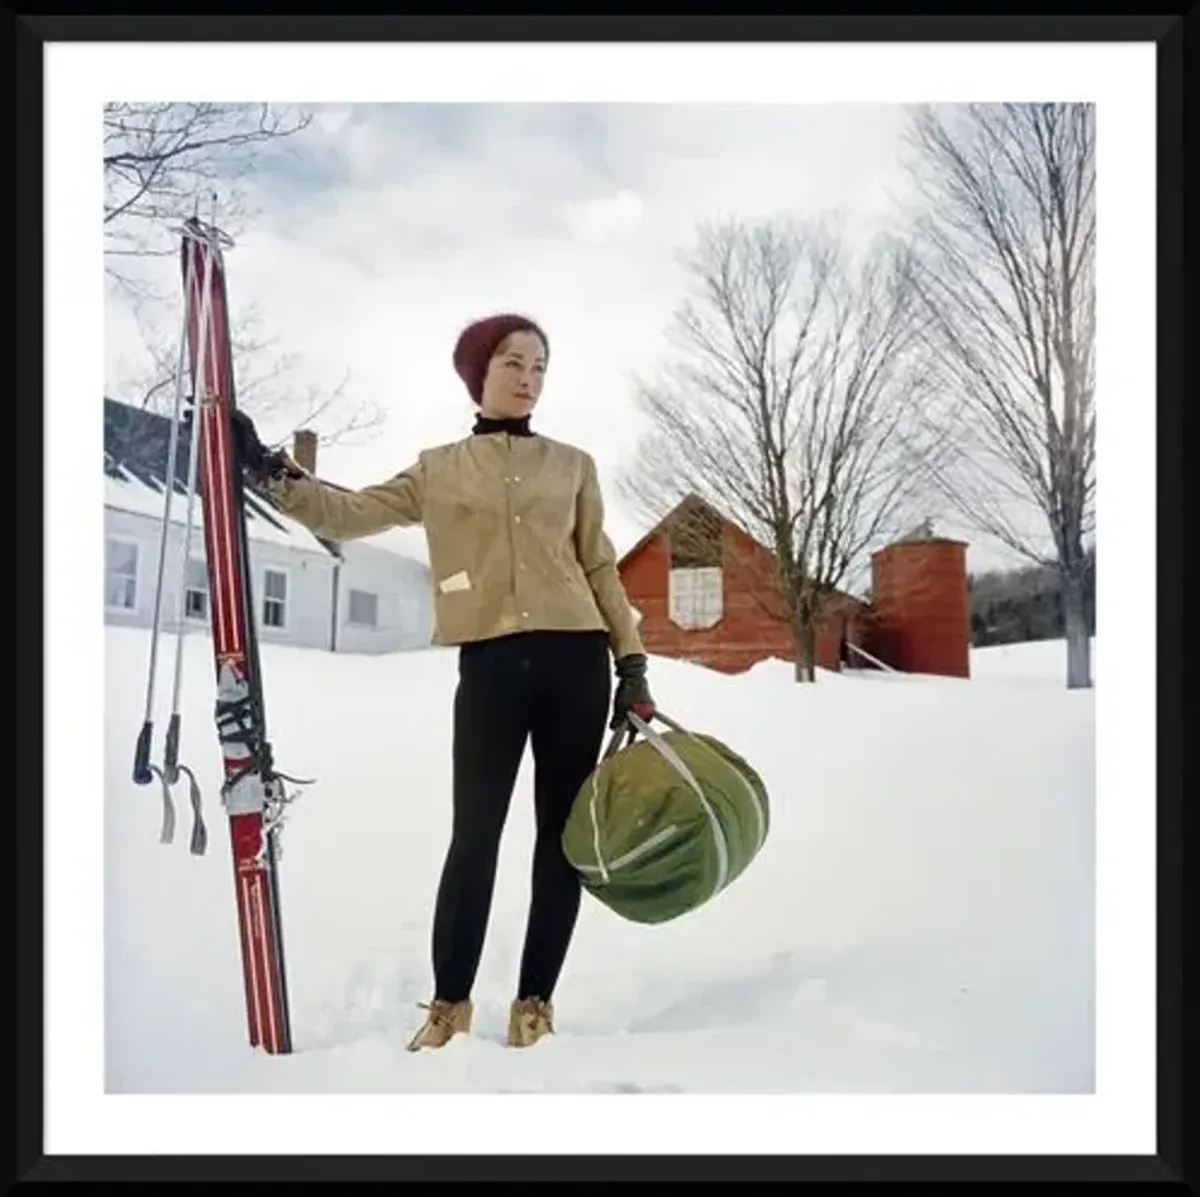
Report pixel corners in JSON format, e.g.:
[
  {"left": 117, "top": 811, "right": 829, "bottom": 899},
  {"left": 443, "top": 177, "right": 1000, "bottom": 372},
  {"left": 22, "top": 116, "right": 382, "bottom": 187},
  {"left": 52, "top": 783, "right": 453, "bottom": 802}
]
[{"left": 616, "top": 496, "right": 970, "bottom": 679}]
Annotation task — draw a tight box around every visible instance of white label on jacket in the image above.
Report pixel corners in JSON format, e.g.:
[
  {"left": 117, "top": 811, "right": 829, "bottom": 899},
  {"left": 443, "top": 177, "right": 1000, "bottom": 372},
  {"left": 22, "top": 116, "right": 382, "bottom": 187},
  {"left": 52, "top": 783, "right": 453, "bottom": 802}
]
[{"left": 439, "top": 570, "right": 471, "bottom": 594}]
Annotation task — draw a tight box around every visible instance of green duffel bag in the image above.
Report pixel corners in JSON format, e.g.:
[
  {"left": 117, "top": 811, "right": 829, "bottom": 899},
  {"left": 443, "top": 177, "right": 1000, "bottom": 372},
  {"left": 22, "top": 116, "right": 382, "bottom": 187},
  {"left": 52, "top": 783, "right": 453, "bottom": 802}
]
[{"left": 562, "top": 710, "right": 770, "bottom": 925}]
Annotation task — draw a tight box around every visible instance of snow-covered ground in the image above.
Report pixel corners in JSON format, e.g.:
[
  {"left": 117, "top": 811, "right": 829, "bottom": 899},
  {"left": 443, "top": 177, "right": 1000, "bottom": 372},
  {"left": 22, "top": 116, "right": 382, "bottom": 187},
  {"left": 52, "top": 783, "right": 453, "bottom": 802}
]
[{"left": 104, "top": 628, "right": 1095, "bottom": 1096}]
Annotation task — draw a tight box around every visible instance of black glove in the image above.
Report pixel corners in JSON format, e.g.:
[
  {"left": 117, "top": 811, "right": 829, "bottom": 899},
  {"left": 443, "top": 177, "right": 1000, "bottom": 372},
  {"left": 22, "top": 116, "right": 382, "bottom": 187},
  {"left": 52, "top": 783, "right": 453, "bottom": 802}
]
[
  {"left": 611, "top": 653, "right": 656, "bottom": 730},
  {"left": 228, "top": 409, "right": 303, "bottom": 483}
]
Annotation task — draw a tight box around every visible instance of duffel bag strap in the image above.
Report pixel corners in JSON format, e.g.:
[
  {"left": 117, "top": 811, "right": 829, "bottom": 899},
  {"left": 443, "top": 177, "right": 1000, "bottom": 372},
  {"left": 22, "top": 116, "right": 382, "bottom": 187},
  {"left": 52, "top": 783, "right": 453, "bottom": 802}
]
[
  {"left": 602, "top": 722, "right": 637, "bottom": 760},
  {"left": 603, "top": 708, "right": 691, "bottom": 761}
]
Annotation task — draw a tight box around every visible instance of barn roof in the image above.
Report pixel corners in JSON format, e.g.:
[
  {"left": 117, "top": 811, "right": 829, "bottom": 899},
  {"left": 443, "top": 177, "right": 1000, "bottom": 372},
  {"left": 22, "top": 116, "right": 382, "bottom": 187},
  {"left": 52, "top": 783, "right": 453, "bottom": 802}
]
[{"left": 618, "top": 491, "right": 872, "bottom": 609}]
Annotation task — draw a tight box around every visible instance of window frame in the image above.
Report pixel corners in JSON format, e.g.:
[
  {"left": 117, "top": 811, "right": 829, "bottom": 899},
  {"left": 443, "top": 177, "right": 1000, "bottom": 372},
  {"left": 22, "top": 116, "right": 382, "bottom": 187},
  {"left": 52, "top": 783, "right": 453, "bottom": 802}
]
[
  {"left": 261, "top": 565, "right": 290, "bottom": 631},
  {"left": 105, "top": 535, "right": 140, "bottom": 613}
]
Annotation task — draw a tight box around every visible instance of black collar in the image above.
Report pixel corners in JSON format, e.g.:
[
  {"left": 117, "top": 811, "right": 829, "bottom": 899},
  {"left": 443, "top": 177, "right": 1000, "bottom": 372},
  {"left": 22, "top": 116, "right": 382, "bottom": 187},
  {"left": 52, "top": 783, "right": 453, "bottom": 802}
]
[{"left": 472, "top": 413, "right": 534, "bottom": 437}]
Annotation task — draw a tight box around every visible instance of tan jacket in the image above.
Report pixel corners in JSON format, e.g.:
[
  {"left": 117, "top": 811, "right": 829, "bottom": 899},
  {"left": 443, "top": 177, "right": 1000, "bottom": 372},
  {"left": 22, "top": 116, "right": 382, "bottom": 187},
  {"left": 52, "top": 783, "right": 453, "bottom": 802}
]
[{"left": 262, "top": 430, "right": 646, "bottom": 660}]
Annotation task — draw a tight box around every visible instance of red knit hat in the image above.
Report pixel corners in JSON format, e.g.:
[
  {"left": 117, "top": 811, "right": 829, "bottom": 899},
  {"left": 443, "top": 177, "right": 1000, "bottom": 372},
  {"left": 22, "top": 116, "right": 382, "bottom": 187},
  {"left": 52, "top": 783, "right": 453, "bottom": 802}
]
[{"left": 452, "top": 313, "right": 549, "bottom": 405}]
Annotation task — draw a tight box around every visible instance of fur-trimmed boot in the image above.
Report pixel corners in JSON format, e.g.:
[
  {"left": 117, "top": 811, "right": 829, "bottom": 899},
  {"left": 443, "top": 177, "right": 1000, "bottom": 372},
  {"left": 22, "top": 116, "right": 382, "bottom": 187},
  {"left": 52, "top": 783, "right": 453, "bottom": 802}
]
[
  {"left": 405, "top": 998, "right": 473, "bottom": 1051},
  {"left": 507, "top": 997, "right": 554, "bottom": 1047}
]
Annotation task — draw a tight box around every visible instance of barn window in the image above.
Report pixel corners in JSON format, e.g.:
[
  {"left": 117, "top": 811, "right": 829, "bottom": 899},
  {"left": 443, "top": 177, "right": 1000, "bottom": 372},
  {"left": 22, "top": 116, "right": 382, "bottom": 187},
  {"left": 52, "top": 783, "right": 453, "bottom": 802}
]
[
  {"left": 668, "top": 567, "right": 723, "bottom": 629},
  {"left": 666, "top": 500, "right": 724, "bottom": 630}
]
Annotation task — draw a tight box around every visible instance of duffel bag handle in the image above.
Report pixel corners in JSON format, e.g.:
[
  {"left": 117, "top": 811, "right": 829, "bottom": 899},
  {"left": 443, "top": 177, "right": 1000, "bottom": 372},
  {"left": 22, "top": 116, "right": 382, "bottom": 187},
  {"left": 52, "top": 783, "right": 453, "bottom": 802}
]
[{"left": 602, "top": 708, "right": 687, "bottom": 760}]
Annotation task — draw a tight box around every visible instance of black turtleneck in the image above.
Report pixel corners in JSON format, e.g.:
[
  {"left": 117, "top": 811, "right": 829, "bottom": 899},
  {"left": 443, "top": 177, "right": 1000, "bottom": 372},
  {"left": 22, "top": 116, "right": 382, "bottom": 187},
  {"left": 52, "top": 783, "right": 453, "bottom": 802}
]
[{"left": 472, "top": 413, "right": 534, "bottom": 437}]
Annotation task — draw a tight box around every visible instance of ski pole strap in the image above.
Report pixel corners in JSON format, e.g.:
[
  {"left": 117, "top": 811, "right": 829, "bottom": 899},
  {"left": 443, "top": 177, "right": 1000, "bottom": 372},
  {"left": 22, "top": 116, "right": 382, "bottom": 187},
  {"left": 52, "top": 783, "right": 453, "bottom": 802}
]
[
  {"left": 177, "top": 764, "right": 207, "bottom": 857},
  {"left": 151, "top": 764, "right": 176, "bottom": 846},
  {"left": 148, "top": 759, "right": 209, "bottom": 855}
]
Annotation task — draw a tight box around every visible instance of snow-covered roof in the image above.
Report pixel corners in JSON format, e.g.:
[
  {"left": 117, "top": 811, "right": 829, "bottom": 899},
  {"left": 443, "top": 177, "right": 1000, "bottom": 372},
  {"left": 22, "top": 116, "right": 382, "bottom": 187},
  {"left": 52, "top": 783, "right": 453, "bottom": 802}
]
[
  {"left": 354, "top": 523, "right": 430, "bottom": 565},
  {"left": 104, "top": 397, "right": 342, "bottom": 558},
  {"left": 103, "top": 397, "right": 440, "bottom": 568},
  {"left": 104, "top": 462, "right": 334, "bottom": 555}
]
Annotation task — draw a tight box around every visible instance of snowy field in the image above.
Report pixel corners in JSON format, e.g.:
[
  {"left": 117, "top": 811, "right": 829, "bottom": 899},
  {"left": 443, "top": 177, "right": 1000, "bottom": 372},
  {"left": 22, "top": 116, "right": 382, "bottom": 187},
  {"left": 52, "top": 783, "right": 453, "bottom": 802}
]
[{"left": 104, "top": 627, "right": 1095, "bottom": 1095}]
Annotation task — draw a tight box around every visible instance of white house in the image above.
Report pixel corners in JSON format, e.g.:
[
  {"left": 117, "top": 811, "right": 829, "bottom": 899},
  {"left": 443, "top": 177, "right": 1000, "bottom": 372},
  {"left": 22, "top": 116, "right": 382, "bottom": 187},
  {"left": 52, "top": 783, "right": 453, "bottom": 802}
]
[{"left": 103, "top": 396, "right": 435, "bottom": 654}]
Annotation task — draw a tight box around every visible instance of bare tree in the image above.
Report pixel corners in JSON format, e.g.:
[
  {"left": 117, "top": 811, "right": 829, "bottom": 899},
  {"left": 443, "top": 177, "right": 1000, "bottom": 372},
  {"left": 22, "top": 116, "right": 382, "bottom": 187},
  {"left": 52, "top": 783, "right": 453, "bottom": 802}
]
[
  {"left": 117, "top": 298, "right": 385, "bottom": 449},
  {"left": 618, "top": 215, "right": 943, "bottom": 682},
  {"left": 897, "top": 102, "right": 1095, "bottom": 689},
  {"left": 105, "top": 101, "right": 312, "bottom": 290},
  {"left": 104, "top": 101, "right": 384, "bottom": 448}
]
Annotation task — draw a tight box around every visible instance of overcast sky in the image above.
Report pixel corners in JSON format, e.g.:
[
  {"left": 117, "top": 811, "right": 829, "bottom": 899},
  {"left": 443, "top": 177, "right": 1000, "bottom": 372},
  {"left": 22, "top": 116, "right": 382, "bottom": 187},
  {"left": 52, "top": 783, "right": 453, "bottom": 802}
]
[{"left": 104, "top": 100, "right": 1013, "bottom": 568}]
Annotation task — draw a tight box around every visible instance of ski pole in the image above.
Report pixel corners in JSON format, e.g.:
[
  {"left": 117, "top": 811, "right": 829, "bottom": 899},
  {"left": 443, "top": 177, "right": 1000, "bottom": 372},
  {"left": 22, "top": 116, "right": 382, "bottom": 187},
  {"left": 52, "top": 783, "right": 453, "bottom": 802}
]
[
  {"left": 132, "top": 243, "right": 199, "bottom": 788},
  {"left": 133, "top": 203, "right": 217, "bottom": 851},
  {"left": 157, "top": 209, "right": 221, "bottom": 854},
  {"left": 154, "top": 211, "right": 221, "bottom": 853},
  {"left": 157, "top": 378, "right": 208, "bottom": 855}
]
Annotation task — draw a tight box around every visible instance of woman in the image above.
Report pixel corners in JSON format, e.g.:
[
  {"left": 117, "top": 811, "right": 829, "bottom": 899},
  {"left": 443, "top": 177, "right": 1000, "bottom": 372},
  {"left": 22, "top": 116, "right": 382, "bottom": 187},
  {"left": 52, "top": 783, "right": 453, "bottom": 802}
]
[{"left": 228, "top": 313, "right": 656, "bottom": 1052}]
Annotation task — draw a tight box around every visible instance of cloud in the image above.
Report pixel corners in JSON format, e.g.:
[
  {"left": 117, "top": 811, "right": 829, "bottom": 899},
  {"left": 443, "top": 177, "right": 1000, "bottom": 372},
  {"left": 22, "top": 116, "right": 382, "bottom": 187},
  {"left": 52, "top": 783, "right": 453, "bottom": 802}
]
[
  {"left": 563, "top": 189, "right": 644, "bottom": 243},
  {"left": 105, "top": 101, "right": 933, "bottom": 557}
]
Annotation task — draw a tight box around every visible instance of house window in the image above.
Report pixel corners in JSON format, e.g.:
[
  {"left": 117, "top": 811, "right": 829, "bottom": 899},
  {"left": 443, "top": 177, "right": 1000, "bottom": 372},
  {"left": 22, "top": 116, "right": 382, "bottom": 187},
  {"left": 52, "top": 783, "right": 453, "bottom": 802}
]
[
  {"left": 184, "top": 557, "right": 209, "bottom": 621},
  {"left": 105, "top": 537, "right": 138, "bottom": 611},
  {"left": 666, "top": 499, "right": 724, "bottom": 630},
  {"left": 347, "top": 588, "right": 378, "bottom": 628},
  {"left": 262, "top": 568, "right": 287, "bottom": 628}
]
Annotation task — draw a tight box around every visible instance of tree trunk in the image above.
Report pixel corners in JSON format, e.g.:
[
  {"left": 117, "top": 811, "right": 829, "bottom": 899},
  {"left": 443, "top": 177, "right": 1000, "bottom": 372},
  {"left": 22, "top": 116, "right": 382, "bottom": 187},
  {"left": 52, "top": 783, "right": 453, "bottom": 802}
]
[
  {"left": 1062, "top": 566, "right": 1093, "bottom": 689},
  {"left": 793, "top": 612, "right": 818, "bottom": 683}
]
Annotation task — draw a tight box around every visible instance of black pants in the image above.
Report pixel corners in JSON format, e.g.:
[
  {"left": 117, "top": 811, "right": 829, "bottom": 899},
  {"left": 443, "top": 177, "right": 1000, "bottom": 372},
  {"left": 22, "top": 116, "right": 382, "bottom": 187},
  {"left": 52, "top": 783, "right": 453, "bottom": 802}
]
[{"left": 431, "top": 629, "right": 612, "bottom": 1004}]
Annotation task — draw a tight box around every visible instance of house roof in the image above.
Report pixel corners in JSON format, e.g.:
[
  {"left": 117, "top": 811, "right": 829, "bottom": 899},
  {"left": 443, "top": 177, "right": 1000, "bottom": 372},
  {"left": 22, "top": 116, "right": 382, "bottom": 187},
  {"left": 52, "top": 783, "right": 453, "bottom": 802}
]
[
  {"left": 103, "top": 396, "right": 342, "bottom": 558},
  {"left": 351, "top": 523, "right": 431, "bottom": 565}
]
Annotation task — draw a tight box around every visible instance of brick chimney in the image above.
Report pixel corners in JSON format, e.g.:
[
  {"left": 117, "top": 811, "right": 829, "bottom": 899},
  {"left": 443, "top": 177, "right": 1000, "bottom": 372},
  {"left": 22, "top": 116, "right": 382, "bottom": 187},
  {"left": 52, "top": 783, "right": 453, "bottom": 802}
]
[{"left": 292, "top": 429, "right": 318, "bottom": 475}]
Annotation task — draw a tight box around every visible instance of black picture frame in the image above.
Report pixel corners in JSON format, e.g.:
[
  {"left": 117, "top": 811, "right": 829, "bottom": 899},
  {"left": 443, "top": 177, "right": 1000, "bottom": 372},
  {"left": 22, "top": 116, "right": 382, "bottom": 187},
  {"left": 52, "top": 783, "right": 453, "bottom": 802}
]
[{"left": 14, "top": 11, "right": 1187, "bottom": 1185}]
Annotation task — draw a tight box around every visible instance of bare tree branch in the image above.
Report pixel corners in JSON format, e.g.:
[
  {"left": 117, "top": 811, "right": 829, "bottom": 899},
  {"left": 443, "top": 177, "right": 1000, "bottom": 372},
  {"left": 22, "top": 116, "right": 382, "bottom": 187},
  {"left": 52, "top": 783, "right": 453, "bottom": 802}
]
[
  {"left": 113, "top": 297, "right": 385, "bottom": 448},
  {"left": 104, "top": 101, "right": 312, "bottom": 297},
  {"left": 103, "top": 101, "right": 385, "bottom": 451},
  {"left": 618, "top": 215, "right": 946, "bottom": 682},
  {"left": 896, "top": 102, "right": 1095, "bottom": 688}
]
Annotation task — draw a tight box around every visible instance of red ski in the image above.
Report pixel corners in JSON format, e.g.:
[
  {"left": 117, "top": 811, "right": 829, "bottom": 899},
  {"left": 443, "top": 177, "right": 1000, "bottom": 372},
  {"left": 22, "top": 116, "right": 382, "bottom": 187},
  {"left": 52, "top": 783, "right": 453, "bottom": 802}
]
[{"left": 179, "top": 214, "right": 295, "bottom": 1054}]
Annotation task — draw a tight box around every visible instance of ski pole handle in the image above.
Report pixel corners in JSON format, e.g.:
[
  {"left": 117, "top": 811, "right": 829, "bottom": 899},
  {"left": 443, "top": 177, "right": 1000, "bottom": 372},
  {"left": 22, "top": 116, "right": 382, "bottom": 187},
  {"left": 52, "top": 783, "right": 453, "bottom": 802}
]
[
  {"left": 133, "top": 720, "right": 154, "bottom": 785},
  {"left": 164, "top": 713, "right": 182, "bottom": 784}
]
